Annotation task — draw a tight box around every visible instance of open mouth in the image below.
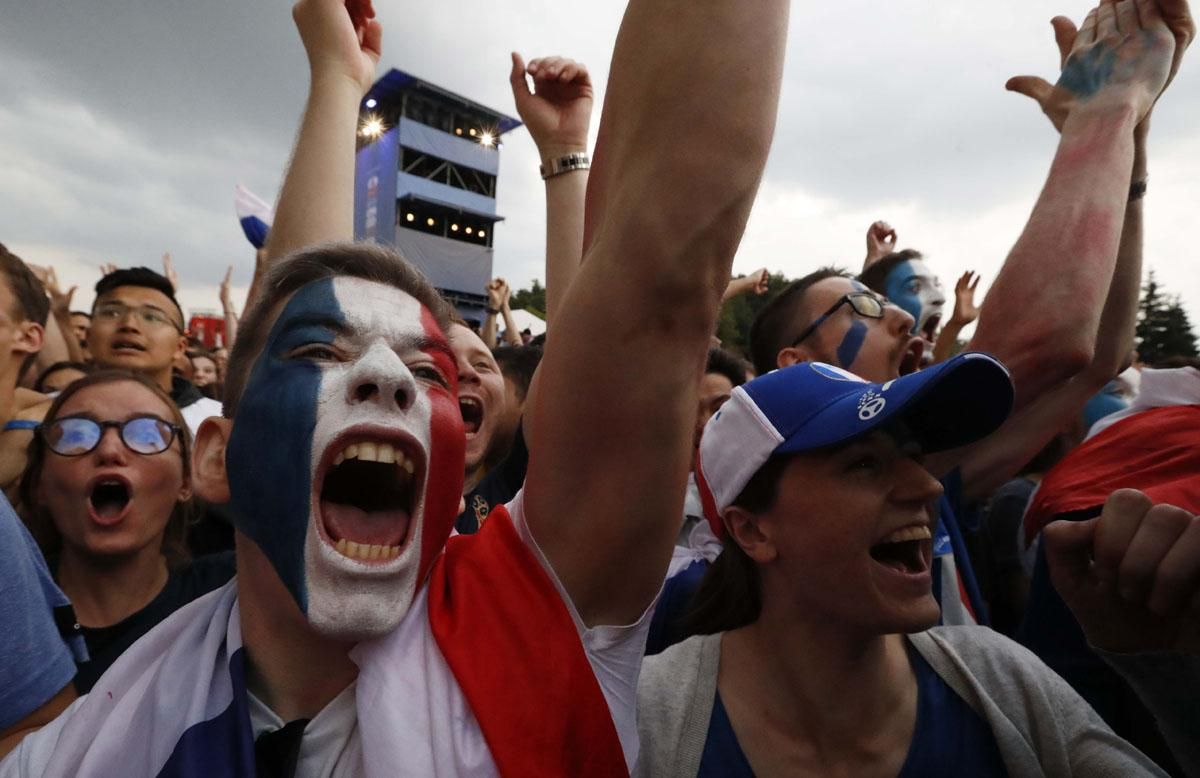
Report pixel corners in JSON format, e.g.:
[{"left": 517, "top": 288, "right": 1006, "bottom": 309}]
[
  {"left": 869, "top": 525, "right": 932, "bottom": 576},
  {"left": 898, "top": 338, "right": 925, "bottom": 376},
  {"left": 318, "top": 438, "right": 421, "bottom": 563},
  {"left": 111, "top": 339, "right": 147, "bottom": 354},
  {"left": 89, "top": 479, "right": 131, "bottom": 524},
  {"left": 920, "top": 313, "right": 941, "bottom": 344},
  {"left": 459, "top": 397, "right": 483, "bottom": 436}
]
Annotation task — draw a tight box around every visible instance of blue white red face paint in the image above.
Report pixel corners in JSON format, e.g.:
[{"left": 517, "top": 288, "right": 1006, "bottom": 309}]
[
  {"left": 883, "top": 260, "right": 945, "bottom": 340},
  {"left": 226, "top": 277, "right": 464, "bottom": 638}
]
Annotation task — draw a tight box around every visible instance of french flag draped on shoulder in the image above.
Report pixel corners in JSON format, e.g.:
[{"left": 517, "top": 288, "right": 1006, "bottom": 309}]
[{"left": 234, "top": 185, "right": 274, "bottom": 250}]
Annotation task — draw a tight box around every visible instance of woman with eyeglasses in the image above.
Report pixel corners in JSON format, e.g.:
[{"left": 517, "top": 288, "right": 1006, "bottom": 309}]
[{"left": 18, "top": 371, "right": 234, "bottom": 693}]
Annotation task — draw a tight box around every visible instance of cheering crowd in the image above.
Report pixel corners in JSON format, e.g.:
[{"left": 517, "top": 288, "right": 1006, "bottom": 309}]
[{"left": 1, "top": 0, "right": 1199, "bottom": 775}]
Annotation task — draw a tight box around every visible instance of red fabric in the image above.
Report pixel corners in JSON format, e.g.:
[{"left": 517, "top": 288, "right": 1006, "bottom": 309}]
[
  {"left": 1023, "top": 405, "right": 1200, "bottom": 547},
  {"left": 428, "top": 506, "right": 629, "bottom": 778}
]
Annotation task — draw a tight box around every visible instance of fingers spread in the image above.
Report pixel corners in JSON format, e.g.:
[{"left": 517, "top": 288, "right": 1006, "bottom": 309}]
[
  {"left": 1097, "top": 0, "right": 1119, "bottom": 38},
  {"left": 1006, "top": 75, "right": 1055, "bottom": 103},
  {"left": 1115, "top": 0, "right": 1139, "bottom": 33},
  {"left": 1080, "top": 7, "right": 1101, "bottom": 45},
  {"left": 1052, "top": 16, "right": 1080, "bottom": 67},
  {"left": 1116, "top": 503, "right": 1192, "bottom": 602}
]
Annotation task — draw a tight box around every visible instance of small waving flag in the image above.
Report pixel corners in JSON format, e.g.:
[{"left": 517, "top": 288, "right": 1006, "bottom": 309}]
[{"left": 234, "top": 184, "right": 274, "bottom": 249}]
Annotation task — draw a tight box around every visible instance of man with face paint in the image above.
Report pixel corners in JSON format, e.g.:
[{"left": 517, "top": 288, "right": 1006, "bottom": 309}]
[
  {"left": 858, "top": 249, "right": 946, "bottom": 365},
  {"left": 0, "top": 0, "right": 789, "bottom": 772},
  {"left": 742, "top": 0, "right": 1193, "bottom": 627}
]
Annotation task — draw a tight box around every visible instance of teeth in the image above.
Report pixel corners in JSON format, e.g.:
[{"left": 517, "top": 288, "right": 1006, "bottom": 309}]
[
  {"left": 331, "top": 539, "right": 403, "bottom": 561},
  {"left": 881, "top": 525, "right": 932, "bottom": 544},
  {"left": 331, "top": 440, "right": 417, "bottom": 476}
]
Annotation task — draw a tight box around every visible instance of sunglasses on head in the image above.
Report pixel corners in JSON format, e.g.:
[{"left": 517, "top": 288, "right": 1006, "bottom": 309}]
[{"left": 41, "top": 416, "right": 182, "bottom": 457}]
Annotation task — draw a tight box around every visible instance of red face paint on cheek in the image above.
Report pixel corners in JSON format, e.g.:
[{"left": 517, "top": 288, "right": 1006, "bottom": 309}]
[{"left": 418, "top": 306, "right": 466, "bottom": 580}]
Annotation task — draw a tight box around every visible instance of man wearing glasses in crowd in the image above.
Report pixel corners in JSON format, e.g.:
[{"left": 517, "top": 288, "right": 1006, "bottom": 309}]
[{"left": 87, "top": 268, "right": 222, "bottom": 436}]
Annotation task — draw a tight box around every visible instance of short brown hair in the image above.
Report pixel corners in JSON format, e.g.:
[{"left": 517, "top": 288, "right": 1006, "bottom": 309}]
[
  {"left": 0, "top": 244, "right": 51, "bottom": 377},
  {"left": 748, "top": 266, "right": 847, "bottom": 376},
  {"left": 223, "top": 242, "right": 452, "bottom": 417},
  {"left": 858, "top": 249, "right": 925, "bottom": 297},
  {"left": 20, "top": 370, "right": 194, "bottom": 569}
]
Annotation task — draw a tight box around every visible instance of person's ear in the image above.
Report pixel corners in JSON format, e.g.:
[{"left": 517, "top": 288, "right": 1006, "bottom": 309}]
[
  {"left": 15, "top": 321, "right": 44, "bottom": 360},
  {"left": 775, "top": 343, "right": 816, "bottom": 370},
  {"left": 192, "top": 417, "right": 232, "bottom": 503},
  {"left": 724, "top": 505, "right": 776, "bottom": 564}
]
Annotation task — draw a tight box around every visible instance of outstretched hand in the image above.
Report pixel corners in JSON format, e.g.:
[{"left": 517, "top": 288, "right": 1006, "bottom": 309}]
[
  {"left": 1044, "top": 489, "right": 1200, "bottom": 655},
  {"left": 864, "top": 221, "right": 897, "bottom": 270},
  {"left": 29, "top": 265, "right": 76, "bottom": 316},
  {"left": 949, "top": 271, "right": 981, "bottom": 326},
  {"left": 1007, "top": 0, "right": 1188, "bottom": 131},
  {"left": 509, "top": 53, "right": 594, "bottom": 158},
  {"left": 220, "top": 266, "right": 235, "bottom": 310},
  {"left": 293, "top": 0, "right": 382, "bottom": 95},
  {"left": 161, "top": 252, "right": 178, "bottom": 292}
]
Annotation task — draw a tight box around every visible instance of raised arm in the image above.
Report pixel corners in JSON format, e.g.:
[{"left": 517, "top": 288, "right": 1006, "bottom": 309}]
[
  {"left": 219, "top": 266, "right": 239, "bottom": 347},
  {"left": 509, "top": 54, "right": 593, "bottom": 327},
  {"left": 522, "top": 0, "right": 789, "bottom": 626},
  {"left": 943, "top": 0, "right": 1191, "bottom": 501},
  {"left": 968, "top": 0, "right": 1179, "bottom": 407},
  {"left": 264, "top": 0, "right": 381, "bottom": 260}
]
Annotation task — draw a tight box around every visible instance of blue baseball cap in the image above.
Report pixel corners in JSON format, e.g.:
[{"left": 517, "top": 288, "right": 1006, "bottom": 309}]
[{"left": 695, "top": 352, "right": 1014, "bottom": 538}]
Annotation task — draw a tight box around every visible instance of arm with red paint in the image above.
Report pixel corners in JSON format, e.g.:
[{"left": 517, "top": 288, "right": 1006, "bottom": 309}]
[
  {"left": 967, "top": 0, "right": 1180, "bottom": 405},
  {"left": 938, "top": 0, "right": 1192, "bottom": 501},
  {"left": 265, "top": 0, "right": 380, "bottom": 262},
  {"left": 522, "top": 0, "right": 788, "bottom": 627}
]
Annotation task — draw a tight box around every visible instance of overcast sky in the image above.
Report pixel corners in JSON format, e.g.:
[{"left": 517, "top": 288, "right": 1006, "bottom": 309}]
[{"left": 2, "top": 0, "right": 1197, "bottom": 330}]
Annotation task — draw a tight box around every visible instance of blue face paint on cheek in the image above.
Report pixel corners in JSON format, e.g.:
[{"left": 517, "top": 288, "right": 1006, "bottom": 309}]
[
  {"left": 836, "top": 320, "right": 868, "bottom": 368},
  {"left": 226, "top": 279, "right": 343, "bottom": 613},
  {"left": 884, "top": 261, "right": 922, "bottom": 335}
]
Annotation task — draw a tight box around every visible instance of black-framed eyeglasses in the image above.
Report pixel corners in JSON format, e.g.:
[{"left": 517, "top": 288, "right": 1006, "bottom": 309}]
[
  {"left": 791, "top": 292, "right": 887, "bottom": 347},
  {"left": 41, "top": 416, "right": 182, "bottom": 457}
]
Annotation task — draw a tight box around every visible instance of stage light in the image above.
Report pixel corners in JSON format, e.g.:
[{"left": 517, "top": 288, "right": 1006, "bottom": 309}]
[
  {"left": 465, "top": 227, "right": 474, "bottom": 235},
  {"left": 479, "top": 131, "right": 495, "bottom": 148},
  {"left": 365, "top": 98, "right": 377, "bottom": 108},
  {"left": 468, "top": 128, "right": 477, "bottom": 137},
  {"left": 451, "top": 223, "right": 459, "bottom": 232},
  {"left": 478, "top": 230, "right": 486, "bottom": 238},
  {"left": 455, "top": 128, "right": 463, "bottom": 136},
  {"left": 360, "top": 116, "right": 384, "bottom": 138},
  {"left": 405, "top": 213, "right": 415, "bottom": 222},
  {"left": 427, "top": 217, "right": 436, "bottom": 227}
]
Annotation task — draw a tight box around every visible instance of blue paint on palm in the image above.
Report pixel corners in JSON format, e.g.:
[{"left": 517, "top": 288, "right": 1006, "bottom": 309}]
[
  {"left": 837, "top": 320, "right": 868, "bottom": 368},
  {"left": 226, "top": 279, "right": 342, "bottom": 613},
  {"left": 1058, "top": 46, "right": 1118, "bottom": 99},
  {"left": 884, "top": 260, "right": 923, "bottom": 333}
]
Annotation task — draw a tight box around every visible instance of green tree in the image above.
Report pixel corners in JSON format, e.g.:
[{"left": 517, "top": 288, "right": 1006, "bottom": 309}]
[
  {"left": 1136, "top": 271, "right": 1198, "bottom": 364},
  {"left": 716, "top": 271, "right": 791, "bottom": 357},
  {"left": 510, "top": 279, "right": 546, "bottom": 319}
]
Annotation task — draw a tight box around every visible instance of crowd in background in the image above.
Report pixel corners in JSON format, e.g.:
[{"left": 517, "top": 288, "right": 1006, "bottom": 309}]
[{"left": 1, "top": 0, "right": 1199, "bottom": 775}]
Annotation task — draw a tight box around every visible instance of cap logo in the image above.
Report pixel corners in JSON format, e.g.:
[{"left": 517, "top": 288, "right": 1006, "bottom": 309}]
[{"left": 858, "top": 389, "right": 886, "bottom": 420}]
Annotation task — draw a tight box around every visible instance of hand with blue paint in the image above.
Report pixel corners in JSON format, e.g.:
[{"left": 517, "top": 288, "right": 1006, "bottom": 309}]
[{"left": 1008, "top": 0, "right": 1185, "bottom": 131}]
